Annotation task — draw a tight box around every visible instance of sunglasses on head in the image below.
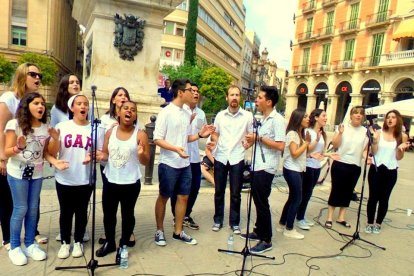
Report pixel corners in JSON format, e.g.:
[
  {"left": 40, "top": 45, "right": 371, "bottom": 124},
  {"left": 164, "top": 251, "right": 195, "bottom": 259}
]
[{"left": 27, "top": 71, "right": 43, "bottom": 80}]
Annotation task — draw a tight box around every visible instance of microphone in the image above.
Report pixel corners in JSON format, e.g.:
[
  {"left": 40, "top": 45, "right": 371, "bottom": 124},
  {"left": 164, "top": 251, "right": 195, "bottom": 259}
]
[{"left": 91, "top": 85, "right": 97, "bottom": 91}]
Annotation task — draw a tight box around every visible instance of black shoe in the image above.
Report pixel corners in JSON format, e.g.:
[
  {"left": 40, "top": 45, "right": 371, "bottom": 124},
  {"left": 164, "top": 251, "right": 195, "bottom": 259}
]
[
  {"left": 184, "top": 217, "right": 200, "bottom": 230},
  {"left": 121, "top": 233, "right": 136, "bottom": 247},
  {"left": 98, "top": 237, "right": 106, "bottom": 245},
  {"left": 96, "top": 241, "right": 116, "bottom": 257},
  {"left": 115, "top": 247, "right": 122, "bottom": 265}
]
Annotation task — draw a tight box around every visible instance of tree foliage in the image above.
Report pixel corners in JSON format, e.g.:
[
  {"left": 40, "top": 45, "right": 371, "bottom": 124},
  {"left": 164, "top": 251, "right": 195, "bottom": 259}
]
[
  {"left": 0, "top": 55, "right": 15, "bottom": 84},
  {"left": 199, "top": 67, "right": 232, "bottom": 114},
  {"left": 18, "top": 53, "right": 58, "bottom": 86},
  {"left": 160, "top": 59, "right": 211, "bottom": 86},
  {"left": 184, "top": 0, "right": 199, "bottom": 65}
]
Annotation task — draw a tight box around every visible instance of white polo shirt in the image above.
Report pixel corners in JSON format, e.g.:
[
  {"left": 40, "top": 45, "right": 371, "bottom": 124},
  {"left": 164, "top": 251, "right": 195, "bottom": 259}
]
[
  {"left": 184, "top": 104, "right": 207, "bottom": 164},
  {"left": 154, "top": 102, "right": 191, "bottom": 169},
  {"left": 253, "top": 110, "right": 285, "bottom": 174},
  {"left": 214, "top": 107, "right": 253, "bottom": 165}
]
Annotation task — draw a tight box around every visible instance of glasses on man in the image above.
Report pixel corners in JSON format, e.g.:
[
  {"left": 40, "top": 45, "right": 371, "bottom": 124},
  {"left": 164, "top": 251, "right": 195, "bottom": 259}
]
[{"left": 27, "top": 72, "right": 43, "bottom": 80}]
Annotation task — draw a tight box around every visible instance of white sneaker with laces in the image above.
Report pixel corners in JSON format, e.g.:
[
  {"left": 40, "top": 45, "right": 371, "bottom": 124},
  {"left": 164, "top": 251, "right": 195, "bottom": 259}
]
[
  {"left": 57, "top": 242, "right": 70, "bottom": 259},
  {"left": 72, "top": 242, "right": 84, "bottom": 258},
  {"left": 283, "top": 228, "right": 304, "bottom": 239},
  {"left": 275, "top": 224, "right": 285, "bottom": 233},
  {"left": 9, "top": 247, "right": 27, "bottom": 266},
  {"left": 305, "top": 218, "right": 315, "bottom": 227},
  {"left": 24, "top": 244, "right": 47, "bottom": 261},
  {"left": 296, "top": 219, "right": 310, "bottom": 230}
]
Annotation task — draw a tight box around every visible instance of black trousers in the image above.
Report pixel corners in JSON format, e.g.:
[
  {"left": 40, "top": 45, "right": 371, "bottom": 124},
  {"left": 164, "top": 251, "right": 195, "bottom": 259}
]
[
  {"left": 56, "top": 182, "right": 92, "bottom": 244},
  {"left": 367, "top": 165, "right": 398, "bottom": 224},
  {"left": 251, "top": 170, "right": 274, "bottom": 243},
  {"left": 102, "top": 180, "right": 141, "bottom": 246},
  {"left": 0, "top": 174, "right": 12, "bottom": 244}
]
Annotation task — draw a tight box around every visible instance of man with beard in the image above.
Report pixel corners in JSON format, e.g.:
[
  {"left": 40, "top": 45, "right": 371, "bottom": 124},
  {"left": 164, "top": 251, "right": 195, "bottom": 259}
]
[
  {"left": 210, "top": 85, "right": 253, "bottom": 234},
  {"left": 170, "top": 83, "right": 206, "bottom": 230}
]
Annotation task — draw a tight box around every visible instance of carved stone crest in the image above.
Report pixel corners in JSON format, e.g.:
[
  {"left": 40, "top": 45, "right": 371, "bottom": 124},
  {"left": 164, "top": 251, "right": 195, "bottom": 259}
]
[{"left": 113, "top": 13, "right": 146, "bottom": 61}]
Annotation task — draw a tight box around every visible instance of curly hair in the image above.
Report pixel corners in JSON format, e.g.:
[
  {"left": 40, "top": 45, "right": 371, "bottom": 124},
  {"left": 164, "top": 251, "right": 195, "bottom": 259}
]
[
  {"left": 55, "top": 74, "right": 81, "bottom": 114},
  {"left": 106, "top": 87, "right": 131, "bottom": 119},
  {"left": 16, "top": 92, "right": 47, "bottom": 136},
  {"left": 12, "top": 63, "right": 40, "bottom": 99}
]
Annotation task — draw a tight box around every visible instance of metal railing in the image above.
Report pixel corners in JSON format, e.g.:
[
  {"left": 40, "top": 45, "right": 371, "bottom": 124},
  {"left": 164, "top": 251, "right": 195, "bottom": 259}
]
[
  {"left": 332, "top": 60, "right": 355, "bottom": 70},
  {"left": 297, "top": 31, "right": 314, "bottom": 43},
  {"left": 366, "top": 10, "right": 392, "bottom": 26},
  {"left": 338, "top": 19, "right": 360, "bottom": 34},
  {"left": 293, "top": 65, "right": 310, "bottom": 74},
  {"left": 315, "top": 26, "right": 335, "bottom": 38},
  {"left": 322, "top": 0, "right": 338, "bottom": 8},
  {"left": 311, "top": 63, "right": 330, "bottom": 73}
]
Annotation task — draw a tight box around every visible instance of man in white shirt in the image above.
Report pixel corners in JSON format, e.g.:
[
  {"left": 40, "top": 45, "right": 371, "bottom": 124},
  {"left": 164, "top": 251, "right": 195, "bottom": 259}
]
[
  {"left": 210, "top": 85, "right": 253, "bottom": 234},
  {"left": 242, "top": 85, "right": 285, "bottom": 254},
  {"left": 153, "top": 79, "right": 214, "bottom": 246},
  {"left": 170, "top": 83, "right": 206, "bottom": 230}
]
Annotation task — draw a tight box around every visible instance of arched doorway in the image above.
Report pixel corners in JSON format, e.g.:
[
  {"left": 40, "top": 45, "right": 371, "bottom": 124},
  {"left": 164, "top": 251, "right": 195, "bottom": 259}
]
[
  {"left": 361, "top": 79, "right": 381, "bottom": 107},
  {"left": 394, "top": 78, "right": 414, "bottom": 101},
  {"left": 335, "top": 81, "right": 352, "bottom": 125},
  {"left": 314, "top": 82, "right": 328, "bottom": 110},
  {"left": 296, "top": 83, "right": 308, "bottom": 110}
]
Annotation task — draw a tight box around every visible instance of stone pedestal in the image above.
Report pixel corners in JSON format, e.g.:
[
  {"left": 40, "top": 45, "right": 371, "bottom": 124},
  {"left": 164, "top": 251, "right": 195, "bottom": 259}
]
[{"left": 72, "top": 0, "right": 183, "bottom": 127}]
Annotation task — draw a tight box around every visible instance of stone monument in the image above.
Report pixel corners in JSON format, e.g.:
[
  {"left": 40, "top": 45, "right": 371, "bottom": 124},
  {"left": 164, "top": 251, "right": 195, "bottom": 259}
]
[{"left": 72, "top": 0, "right": 184, "bottom": 127}]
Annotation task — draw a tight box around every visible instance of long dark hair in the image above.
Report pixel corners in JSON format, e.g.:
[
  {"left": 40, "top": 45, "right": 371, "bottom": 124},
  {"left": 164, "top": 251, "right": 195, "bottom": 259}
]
[
  {"left": 16, "top": 92, "right": 47, "bottom": 136},
  {"left": 55, "top": 74, "right": 80, "bottom": 114},
  {"left": 309, "top": 108, "right": 327, "bottom": 144},
  {"left": 286, "top": 108, "right": 306, "bottom": 142},
  {"left": 106, "top": 87, "right": 131, "bottom": 118},
  {"left": 383, "top": 109, "right": 403, "bottom": 145}
]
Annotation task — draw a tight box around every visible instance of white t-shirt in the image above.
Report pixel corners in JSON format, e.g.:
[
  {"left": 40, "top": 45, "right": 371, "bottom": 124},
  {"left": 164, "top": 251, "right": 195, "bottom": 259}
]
[
  {"left": 104, "top": 126, "right": 142, "bottom": 184},
  {"left": 373, "top": 131, "right": 398, "bottom": 169},
  {"left": 0, "top": 91, "right": 20, "bottom": 116},
  {"left": 154, "top": 103, "right": 191, "bottom": 169},
  {"left": 184, "top": 105, "right": 207, "bottom": 164},
  {"left": 253, "top": 110, "right": 285, "bottom": 174},
  {"left": 283, "top": 130, "right": 307, "bottom": 172},
  {"left": 337, "top": 124, "right": 368, "bottom": 167},
  {"left": 214, "top": 107, "right": 253, "bottom": 165},
  {"left": 5, "top": 119, "right": 49, "bottom": 179},
  {"left": 305, "top": 128, "right": 325, "bottom": 169},
  {"left": 54, "top": 120, "right": 92, "bottom": 186},
  {"left": 50, "top": 105, "right": 69, "bottom": 127}
]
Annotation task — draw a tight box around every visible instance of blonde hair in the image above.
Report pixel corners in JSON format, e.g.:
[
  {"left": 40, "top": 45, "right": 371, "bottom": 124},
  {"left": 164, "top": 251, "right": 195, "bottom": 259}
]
[{"left": 12, "top": 63, "right": 40, "bottom": 99}]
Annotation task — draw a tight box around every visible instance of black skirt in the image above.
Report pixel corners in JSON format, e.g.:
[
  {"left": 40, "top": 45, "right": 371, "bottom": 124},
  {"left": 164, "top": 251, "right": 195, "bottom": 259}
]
[{"left": 328, "top": 160, "right": 361, "bottom": 207}]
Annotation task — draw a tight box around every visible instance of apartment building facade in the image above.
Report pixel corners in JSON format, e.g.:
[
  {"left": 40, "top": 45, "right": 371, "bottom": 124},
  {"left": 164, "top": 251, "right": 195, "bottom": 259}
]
[{"left": 288, "top": 0, "right": 414, "bottom": 128}]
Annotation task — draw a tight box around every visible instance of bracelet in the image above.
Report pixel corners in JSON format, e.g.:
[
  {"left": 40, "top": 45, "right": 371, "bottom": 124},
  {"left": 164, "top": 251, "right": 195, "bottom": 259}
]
[{"left": 198, "top": 132, "right": 203, "bottom": 139}]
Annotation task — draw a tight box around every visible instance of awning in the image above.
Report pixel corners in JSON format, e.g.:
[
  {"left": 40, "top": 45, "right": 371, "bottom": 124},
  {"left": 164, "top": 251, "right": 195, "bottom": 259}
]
[{"left": 392, "top": 19, "right": 414, "bottom": 41}]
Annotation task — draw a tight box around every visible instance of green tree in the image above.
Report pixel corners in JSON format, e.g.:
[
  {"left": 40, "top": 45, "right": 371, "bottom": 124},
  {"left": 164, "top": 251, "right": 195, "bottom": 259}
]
[
  {"left": 199, "top": 67, "right": 232, "bottom": 114},
  {"left": 184, "top": 0, "right": 199, "bottom": 65},
  {"left": 160, "top": 59, "right": 211, "bottom": 85},
  {"left": 18, "top": 53, "right": 58, "bottom": 86},
  {"left": 0, "top": 55, "right": 15, "bottom": 84}
]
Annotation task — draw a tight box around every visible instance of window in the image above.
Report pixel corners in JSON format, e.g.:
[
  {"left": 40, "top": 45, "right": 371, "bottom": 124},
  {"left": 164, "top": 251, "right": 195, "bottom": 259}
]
[
  {"left": 344, "top": 39, "right": 355, "bottom": 61},
  {"left": 303, "top": 48, "right": 310, "bottom": 72},
  {"left": 377, "top": 0, "right": 389, "bottom": 22},
  {"left": 164, "top": 21, "right": 174, "bottom": 35},
  {"left": 371, "top": 33, "right": 384, "bottom": 66},
  {"left": 310, "top": 0, "right": 316, "bottom": 9},
  {"left": 176, "top": 24, "right": 185, "bottom": 37},
  {"left": 174, "top": 49, "right": 183, "bottom": 62},
  {"left": 349, "top": 3, "right": 360, "bottom": 29},
  {"left": 176, "top": 0, "right": 187, "bottom": 11},
  {"left": 12, "top": 26, "right": 26, "bottom": 46},
  {"left": 306, "top": 18, "right": 313, "bottom": 38},
  {"left": 326, "top": 11, "right": 334, "bottom": 34},
  {"left": 322, "top": 43, "right": 331, "bottom": 65}
]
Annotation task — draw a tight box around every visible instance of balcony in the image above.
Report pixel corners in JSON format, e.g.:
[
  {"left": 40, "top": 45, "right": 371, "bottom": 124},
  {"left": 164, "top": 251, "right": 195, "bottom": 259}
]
[
  {"left": 338, "top": 19, "right": 360, "bottom": 35},
  {"left": 311, "top": 63, "right": 331, "bottom": 74},
  {"left": 297, "top": 31, "right": 315, "bottom": 44},
  {"left": 314, "top": 26, "right": 335, "bottom": 40},
  {"left": 302, "top": 1, "right": 316, "bottom": 15},
  {"left": 293, "top": 65, "right": 310, "bottom": 76},
  {"left": 379, "top": 49, "right": 414, "bottom": 67},
  {"left": 359, "top": 56, "right": 381, "bottom": 68},
  {"left": 332, "top": 60, "right": 355, "bottom": 71},
  {"left": 366, "top": 10, "right": 392, "bottom": 30},
  {"left": 322, "top": 0, "right": 338, "bottom": 8}
]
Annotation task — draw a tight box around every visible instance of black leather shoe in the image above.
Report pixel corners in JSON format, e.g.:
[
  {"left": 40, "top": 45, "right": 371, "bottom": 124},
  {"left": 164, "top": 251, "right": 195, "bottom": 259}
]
[
  {"left": 96, "top": 242, "right": 116, "bottom": 257},
  {"left": 126, "top": 233, "right": 136, "bottom": 247},
  {"left": 98, "top": 237, "right": 106, "bottom": 245}
]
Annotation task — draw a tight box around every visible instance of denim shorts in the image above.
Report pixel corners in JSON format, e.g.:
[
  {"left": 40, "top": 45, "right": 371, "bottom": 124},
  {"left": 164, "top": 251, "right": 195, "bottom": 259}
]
[{"left": 158, "top": 163, "right": 191, "bottom": 197}]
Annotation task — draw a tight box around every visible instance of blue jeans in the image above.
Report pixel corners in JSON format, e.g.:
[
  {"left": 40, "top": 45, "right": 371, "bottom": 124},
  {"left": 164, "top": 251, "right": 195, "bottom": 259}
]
[
  {"left": 280, "top": 168, "right": 303, "bottom": 230},
  {"left": 296, "top": 167, "right": 321, "bottom": 221},
  {"left": 8, "top": 175, "right": 43, "bottom": 249}
]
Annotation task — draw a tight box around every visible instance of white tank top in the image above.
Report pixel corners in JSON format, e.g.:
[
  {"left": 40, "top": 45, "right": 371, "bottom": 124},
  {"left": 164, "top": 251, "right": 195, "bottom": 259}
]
[
  {"left": 103, "top": 126, "right": 142, "bottom": 184},
  {"left": 373, "top": 131, "right": 398, "bottom": 170}
]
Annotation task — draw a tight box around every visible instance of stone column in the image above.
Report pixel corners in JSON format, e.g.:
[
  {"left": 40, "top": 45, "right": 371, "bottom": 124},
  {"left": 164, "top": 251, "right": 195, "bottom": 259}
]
[
  {"left": 326, "top": 94, "right": 338, "bottom": 130},
  {"left": 306, "top": 94, "right": 317, "bottom": 114},
  {"left": 72, "top": 0, "right": 184, "bottom": 127},
  {"left": 285, "top": 94, "right": 298, "bottom": 120}
]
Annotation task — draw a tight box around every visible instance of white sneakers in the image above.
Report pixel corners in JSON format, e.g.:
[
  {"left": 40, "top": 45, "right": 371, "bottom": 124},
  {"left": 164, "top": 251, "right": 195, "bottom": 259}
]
[
  {"left": 58, "top": 241, "right": 83, "bottom": 259},
  {"left": 9, "top": 244, "right": 47, "bottom": 266},
  {"left": 58, "top": 242, "right": 71, "bottom": 259},
  {"left": 295, "top": 219, "right": 311, "bottom": 230},
  {"left": 56, "top": 231, "right": 90, "bottom": 242},
  {"left": 72, "top": 242, "right": 84, "bottom": 258},
  {"left": 283, "top": 228, "right": 305, "bottom": 239}
]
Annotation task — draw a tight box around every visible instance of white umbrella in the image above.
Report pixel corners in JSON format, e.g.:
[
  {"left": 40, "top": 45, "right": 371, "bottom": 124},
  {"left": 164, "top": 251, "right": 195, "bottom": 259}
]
[{"left": 365, "top": 99, "right": 414, "bottom": 117}]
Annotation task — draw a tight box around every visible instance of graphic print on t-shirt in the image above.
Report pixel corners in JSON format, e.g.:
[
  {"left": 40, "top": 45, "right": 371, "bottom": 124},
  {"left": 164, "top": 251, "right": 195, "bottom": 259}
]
[{"left": 109, "top": 146, "right": 130, "bottom": 169}]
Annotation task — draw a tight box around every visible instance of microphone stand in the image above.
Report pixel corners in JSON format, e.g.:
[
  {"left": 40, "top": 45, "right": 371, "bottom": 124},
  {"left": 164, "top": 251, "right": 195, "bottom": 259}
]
[
  {"left": 55, "top": 85, "right": 118, "bottom": 275},
  {"left": 338, "top": 124, "right": 385, "bottom": 251},
  {"left": 218, "top": 114, "right": 275, "bottom": 275}
]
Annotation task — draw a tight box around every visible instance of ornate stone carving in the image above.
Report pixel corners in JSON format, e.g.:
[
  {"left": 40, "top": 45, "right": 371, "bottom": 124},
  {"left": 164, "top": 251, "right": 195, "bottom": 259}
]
[{"left": 113, "top": 13, "right": 146, "bottom": 61}]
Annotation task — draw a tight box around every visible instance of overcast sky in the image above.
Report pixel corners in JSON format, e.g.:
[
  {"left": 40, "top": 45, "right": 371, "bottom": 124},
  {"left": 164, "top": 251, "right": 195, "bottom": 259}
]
[{"left": 243, "top": 0, "right": 297, "bottom": 70}]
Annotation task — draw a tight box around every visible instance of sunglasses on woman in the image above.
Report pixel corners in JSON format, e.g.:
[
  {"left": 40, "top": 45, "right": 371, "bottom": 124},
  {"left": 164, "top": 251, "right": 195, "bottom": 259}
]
[{"left": 27, "top": 71, "right": 43, "bottom": 80}]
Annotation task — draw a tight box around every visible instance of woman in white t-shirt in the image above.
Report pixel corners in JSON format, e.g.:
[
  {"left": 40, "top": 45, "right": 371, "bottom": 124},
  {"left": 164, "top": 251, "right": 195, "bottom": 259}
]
[
  {"left": 50, "top": 74, "right": 81, "bottom": 127},
  {"left": 279, "top": 109, "right": 310, "bottom": 240},
  {"left": 365, "top": 110, "right": 410, "bottom": 234},
  {"left": 95, "top": 101, "right": 149, "bottom": 257},
  {"left": 325, "top": 106, "right": 367, "bottom": 229},
  {"left": 0, "top": 63, "right": 42, "bottom": 251},
  {"left": 48, "top": 94, "right": 92, "bottom": 259}
]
